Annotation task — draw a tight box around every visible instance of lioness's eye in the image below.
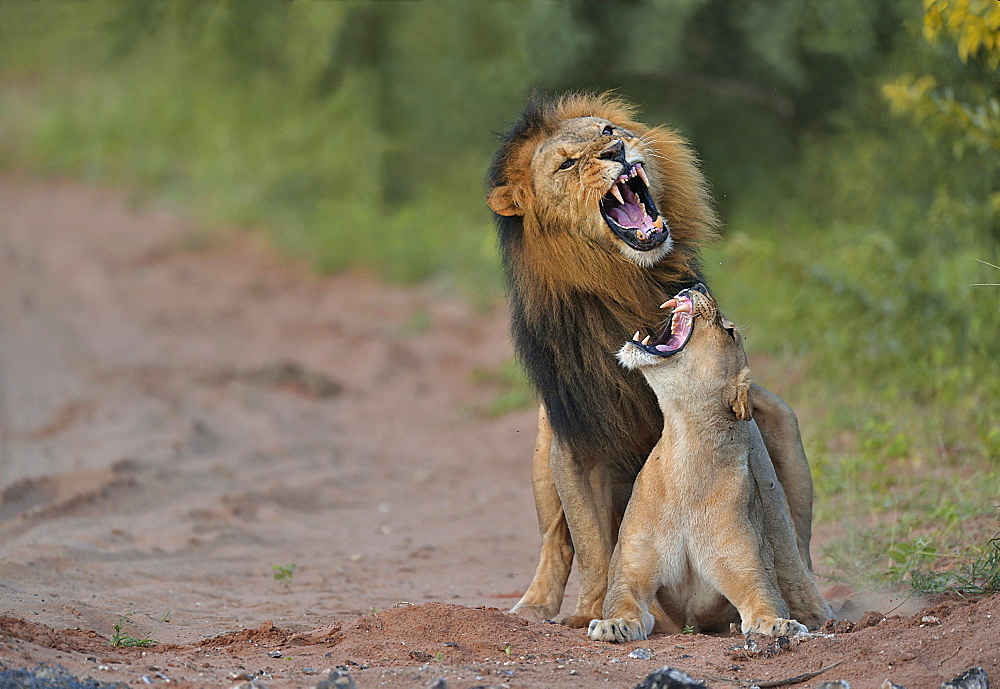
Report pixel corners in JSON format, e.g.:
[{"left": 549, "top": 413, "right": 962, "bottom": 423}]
[
  {"left": 602, "top": 125, "right": 614, "bottom": 136},
  {"left": 557, "top": 158, "right": 577, "bottom": 171}
]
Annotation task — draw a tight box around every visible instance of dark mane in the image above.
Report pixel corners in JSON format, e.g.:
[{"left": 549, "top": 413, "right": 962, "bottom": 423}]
[{"left": 488, "top": 92, "right": 715, "bottom": 469}]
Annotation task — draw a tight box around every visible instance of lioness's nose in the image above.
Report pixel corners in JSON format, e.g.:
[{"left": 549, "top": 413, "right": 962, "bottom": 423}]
[{"left": 599, "top": 139, "right": 626, "bottom": 163}]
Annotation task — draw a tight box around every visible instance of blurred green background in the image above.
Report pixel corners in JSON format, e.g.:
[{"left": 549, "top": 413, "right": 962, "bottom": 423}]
[{"left": 1, "top": 0, "right": 998, "bottom": 593}]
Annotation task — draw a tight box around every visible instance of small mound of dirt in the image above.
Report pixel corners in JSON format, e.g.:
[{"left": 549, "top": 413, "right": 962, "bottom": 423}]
[
  {"left": 198, "top": 620, "right": 294, "bottom": 648},
  {"left": 0, "top": 616, "right": 110, "bottom": 657},
  {"left": 334, "top": 603, "right": 593, "bottom": 666}
]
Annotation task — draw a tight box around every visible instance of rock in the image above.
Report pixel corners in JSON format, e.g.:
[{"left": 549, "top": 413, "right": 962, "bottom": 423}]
[
  {"left": 0, "top": 667, "right": 134, "bottom": 689},
  {"left": 940, "top": 667, "right": 989, "bottom": 689},
  {"left": 633, "top": 666, "right": 708, "bottom": 689},
  {"left": 881, "top": 680, "right": 906, "bottom": 689},
  {"left": 266, "top": 650, "right": 283, "bottom": 658},
  {"left": 629, "top": 647, "right": 654, "bottom": 660},
  {"left": 920, "top": 615, "right": 940, "bottom": 626},
  {"left": 427, "top": 679, "right": 447, "bottom": 689},
  {"left": 315, "top": 669, "right": 357, "bottom": 689},
  {"left": 815, "top": 682, "right": 850, "bottom": 689}
]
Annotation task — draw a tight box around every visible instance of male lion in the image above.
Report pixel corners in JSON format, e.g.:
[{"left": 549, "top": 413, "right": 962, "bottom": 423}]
[
  {"left": 588, "top": 285, "right": 831, "bottom": 643},
  {"left": 487, "top": 92, "right": 816, "bottom": 627}
]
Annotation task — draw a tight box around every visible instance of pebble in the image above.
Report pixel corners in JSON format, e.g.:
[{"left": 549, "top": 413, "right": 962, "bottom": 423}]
[
  {"left": 940, "top": 667, "right": 989, "bottom": 689},
  {"left": 629, "top": 647, "right": 654, "bottom": 660},
  {"left": 267, "top": 650, "right": 283, "bottom": 658},
  {"left": 315, "top": 669, "right": 357, "bottom": 689},
  {"left": 815, "top": 682, "right": 850, "bottom": 689},
  {"left": 633, "top": 665, "right": 707, "bottom": 689}
]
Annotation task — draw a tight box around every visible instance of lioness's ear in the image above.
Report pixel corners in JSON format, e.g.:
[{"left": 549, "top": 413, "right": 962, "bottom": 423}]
[
  {"left": 487, "top": 185, "right": 524, "bottom": 217},
  {"left": 728, "top": 367, "right": 753, "bottom": 421}
]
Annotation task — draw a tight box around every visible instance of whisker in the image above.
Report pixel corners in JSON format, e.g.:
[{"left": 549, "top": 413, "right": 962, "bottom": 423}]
[{"left": 643, "top": 152, "right": 675, "bottom": 163}]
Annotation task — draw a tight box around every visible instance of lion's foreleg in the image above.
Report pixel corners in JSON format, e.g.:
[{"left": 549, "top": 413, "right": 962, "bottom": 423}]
[
  {"left": 550, "top": 439, "right": 615, "bottom": 628},
  {"left": 750, "top": 383, "right": 815, "bottom": 572},
  {"left": 511, "top": 406, "right": 574, "bottom": 622}
]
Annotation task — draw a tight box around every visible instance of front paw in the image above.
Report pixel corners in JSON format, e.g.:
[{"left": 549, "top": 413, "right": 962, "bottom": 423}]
[
  {"left": 510, "top": 603, "right": 558, "bottom": 623},
  {"left": 744, "top": 617, "right": 808, "bottom": 637},
  {"left": 551, "top": 613, "right": 596, "bottom": 628},
  {"left": 587, "top": 617, "right": 648, "bottom": 643}
]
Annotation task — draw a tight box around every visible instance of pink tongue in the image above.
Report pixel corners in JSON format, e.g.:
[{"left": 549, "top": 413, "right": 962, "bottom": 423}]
[
  {"left": 608, "top": 203, "right": 656, "bottom": 231},
  {"left": 608, "top": 185, "right": 656, "bottom": 231}
]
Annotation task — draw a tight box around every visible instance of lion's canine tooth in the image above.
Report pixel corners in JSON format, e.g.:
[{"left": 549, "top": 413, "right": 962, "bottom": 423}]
[
  {"left": 610, "top": 184, "right": 625, "bottom": 204},
  {"left": 641, "top": 335, "right": 651, "bottom": 345},
  {"left": 636, "top": 165, "right": 650, "bottom": 187},
  {"left": 633, "top": 330, "right": 641, "bottom": 341},
  {"left": 660, "top": 299, "right": 677, "bottom": 310},
  {"left": 653, "top": 216, "right": 664, "bottom": 229},
  {"left": 636, "top": 230, "right": 647, "bottom": 241}
]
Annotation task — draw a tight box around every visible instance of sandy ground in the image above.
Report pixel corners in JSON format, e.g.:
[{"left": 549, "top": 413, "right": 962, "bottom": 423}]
[{"left": 0, "top": 175, "right": 997, "bottom": 689}]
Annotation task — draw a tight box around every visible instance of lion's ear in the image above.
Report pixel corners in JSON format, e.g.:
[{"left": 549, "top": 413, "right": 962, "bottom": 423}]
[
  {"left": 487, "top": 185, "right": 525, "bottom": 217},
  {"left": 728, "top": 367, "right": 753, "bottom": 421}
]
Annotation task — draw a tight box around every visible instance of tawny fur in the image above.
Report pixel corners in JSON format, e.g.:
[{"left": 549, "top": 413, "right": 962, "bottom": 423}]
[
  {"left": 588, "top": 289, "right": 832, "bottom": 643},
  {"left": 487, "top": 92, "right": 816, "bottom": 628}
]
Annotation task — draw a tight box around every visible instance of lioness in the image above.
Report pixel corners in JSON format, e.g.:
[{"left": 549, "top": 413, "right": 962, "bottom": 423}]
[
  {"left": 588, "top": 285, "right": 831, "bottom": 642},
  {"left": 487, "top": 92, "right": 817, "bottom": 627}
]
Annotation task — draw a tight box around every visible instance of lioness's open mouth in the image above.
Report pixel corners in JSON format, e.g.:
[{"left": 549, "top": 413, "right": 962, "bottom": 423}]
[
  {"left": 629, "top": 284, "right": 708, "bottom": 357},
  {"left": 600, "top": 162, "right": 668, "bottom": 252}
]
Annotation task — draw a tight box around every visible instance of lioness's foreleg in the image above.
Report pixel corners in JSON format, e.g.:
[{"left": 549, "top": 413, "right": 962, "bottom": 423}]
[
  {"left": 549, "top": 438, "right": 616, "bottom": 628},
  {"left": 511, "top": 406, "right": 574, "bottom": 622},
  {"left": 587, "top": 539, "right": 660, "bottom": 643},
  {"left": 696, "top": 521, "right": 806, "bottom": 637},
  {"left": 750, "top": 384, "right": 815, "bottom": 572}
]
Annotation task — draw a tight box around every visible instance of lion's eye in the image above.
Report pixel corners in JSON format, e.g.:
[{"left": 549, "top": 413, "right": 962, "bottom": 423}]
[
  {"left": 602, "top": 125, "right": 614, "bottom": 136},
  {"left": 557, "top": 158, "right": 577, "bottom": 171}
]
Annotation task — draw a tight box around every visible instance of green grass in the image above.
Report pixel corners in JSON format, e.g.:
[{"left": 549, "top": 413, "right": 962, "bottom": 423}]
[
  {"left": 272, "top": 563, "right": 298, "bottom": 584},
  {"left": 109, "top": 611, "right": 170, "bottom": 648}
]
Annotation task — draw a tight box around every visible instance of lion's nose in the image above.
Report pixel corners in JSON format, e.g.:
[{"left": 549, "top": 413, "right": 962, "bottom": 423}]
[{"left": 598, "top": 139, "right": 626, "bottom": 163}]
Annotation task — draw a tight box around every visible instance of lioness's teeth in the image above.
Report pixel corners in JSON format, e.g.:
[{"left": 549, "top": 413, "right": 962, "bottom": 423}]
[
  {"left": 653, "top": 216, "right": 664, "bottom": 229},
  {"left": 636, "top": 165, "right": 650, "bottom": 187},
  {"left": 633, "top": 330, "right": 641, "bottom": 341},
  {"left": 636, "top": 230, "right": 647, "bottom": 241},
  {"left": 641, "top": 335, "right": 651, "bottom": 345},
  {"left": 660, "top": 299, "right": 677, "bottom": 309},
  {"left": 610, "top": 185, "right": 624, "bottom": 204}
]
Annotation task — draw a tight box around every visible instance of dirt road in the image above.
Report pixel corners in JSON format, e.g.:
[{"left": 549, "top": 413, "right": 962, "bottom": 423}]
[{"left": 0, "top": 176, "right": 996, "bottom": 688}]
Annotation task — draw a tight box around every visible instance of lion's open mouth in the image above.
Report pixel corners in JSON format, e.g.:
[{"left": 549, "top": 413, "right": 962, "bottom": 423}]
[
  {"left": 600, "top": 162, "right": 668, "bottom": 252},
  {"left": 629, "top": 284, "right": 707, "bottom": 357}
]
